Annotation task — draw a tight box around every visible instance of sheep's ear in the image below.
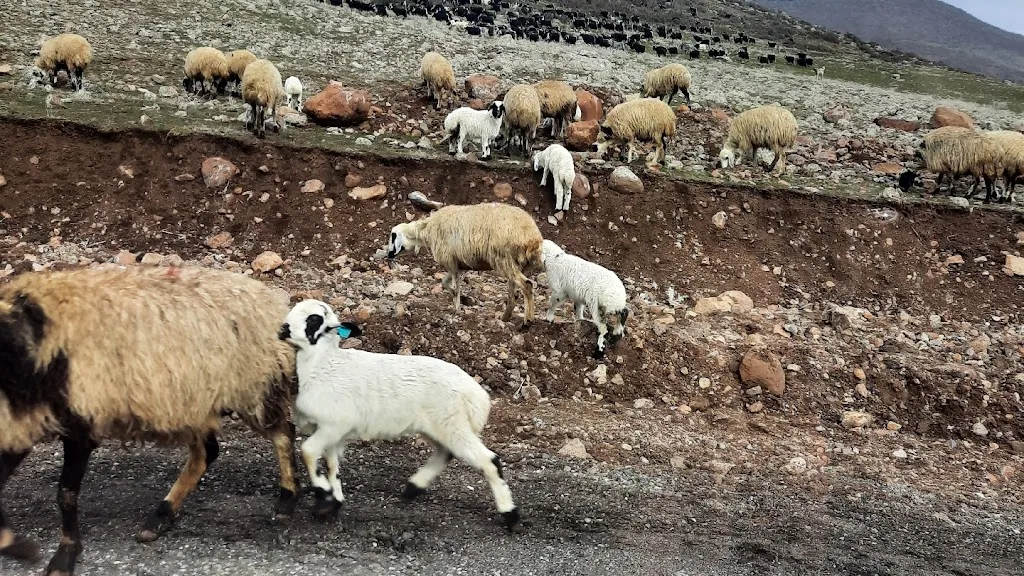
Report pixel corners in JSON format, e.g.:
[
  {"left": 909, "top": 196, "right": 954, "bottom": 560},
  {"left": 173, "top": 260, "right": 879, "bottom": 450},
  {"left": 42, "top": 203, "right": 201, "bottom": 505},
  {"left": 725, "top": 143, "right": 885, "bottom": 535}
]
[
  {"left": 336, "top": 321, "right": 363, "bottom": 339},
  {"left": 600, "top": 125, "right": 613, "bottom": 136},
  {"left": 13, "top": 293, "right": 48, "bottom": 340}
]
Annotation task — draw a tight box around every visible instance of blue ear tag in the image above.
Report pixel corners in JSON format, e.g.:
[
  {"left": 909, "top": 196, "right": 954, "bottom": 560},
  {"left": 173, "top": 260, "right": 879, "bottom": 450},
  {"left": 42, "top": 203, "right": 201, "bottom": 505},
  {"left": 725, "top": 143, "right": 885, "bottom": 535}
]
[{"left": 336, "top": 326, "right": 353, "bottom": 339}]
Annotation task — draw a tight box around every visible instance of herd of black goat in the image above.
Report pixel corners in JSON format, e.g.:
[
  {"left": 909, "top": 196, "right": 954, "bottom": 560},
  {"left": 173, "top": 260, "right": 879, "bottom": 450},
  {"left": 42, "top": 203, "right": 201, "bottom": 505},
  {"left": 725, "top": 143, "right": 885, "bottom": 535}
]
[{"left": 329, "top": 0, "right": 820, "bottom": 68}]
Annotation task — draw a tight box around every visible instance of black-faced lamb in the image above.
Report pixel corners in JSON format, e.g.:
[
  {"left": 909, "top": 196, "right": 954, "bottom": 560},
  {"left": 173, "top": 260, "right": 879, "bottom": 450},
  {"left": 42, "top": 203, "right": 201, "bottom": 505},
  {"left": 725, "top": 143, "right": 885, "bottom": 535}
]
[
  {"left": 532, "top": 143, "right": 575, "bottom": 212},
  {"left": 593, "top": 98, "right": 677, "bottom": 165},
  {"left": 642, "top": 63, "right": 692, "bottom": 105},
  {"left": 32, "top": 34, "right": 93, "bottom": 91},
  {"left": 242, "top": 58, "right": 285, "bottom": 138},
  {"left": 420, "top": 52, "right": 457, "bottom": 109},
  {"left": 439, "top": 101, "right": 506, "bottom": 159},
  {"left": 718, "top": 105, "right": 798, "bottom": 175},
  {"left": 279, "top": 300, "right": 521, "bottom": 531},
  {"left": 385, "top": 203, "right": 543, "bottom": 327},
  {"left": 0, "top": 266, "right": 299, "bottom": 576}
]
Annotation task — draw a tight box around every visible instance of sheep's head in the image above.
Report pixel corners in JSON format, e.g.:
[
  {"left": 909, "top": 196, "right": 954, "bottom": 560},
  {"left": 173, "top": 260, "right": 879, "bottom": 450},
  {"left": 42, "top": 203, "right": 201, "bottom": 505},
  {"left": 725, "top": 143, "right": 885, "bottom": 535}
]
[
  {"left": 28, "top": 66, "right": 47, "bottom": 86},
  {"left": 488, "top": 100, "right": 505, "bottom": 119},
  {"left": 592, "top": 125, "right": 615, "bottom": 155},
  {"left": 540, "top": 239, "right": 564, "bottom": 264},
  {"left": 532, "top": 150, "right": 542, "bottom": 171},
  {"left": 719, "top": 144, "right": 739, "bottom": 168},
  {"left": 279, "top": 299, "right": 361, "bottom": 348},
  {"left": 898, "top": 170, "right": 917, "bottom": 192},
  {"left": 182, "top": 77, "right": 194, "bottom": 94},
  {"left": 386, "top": 222, "right": 422, "bottom": 259}
]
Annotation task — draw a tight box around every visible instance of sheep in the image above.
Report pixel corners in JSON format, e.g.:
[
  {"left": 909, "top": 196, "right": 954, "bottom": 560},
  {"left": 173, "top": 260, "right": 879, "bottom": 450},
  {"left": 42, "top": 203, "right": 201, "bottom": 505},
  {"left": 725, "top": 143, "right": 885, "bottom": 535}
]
[
  {"left": 915, "top": 126, "right": 1000, "bottom": 202},
  {"left": 385, "top": 203, "right": 543, "bottom": 327},
  {"left": 494, "top": 84, "right": 542, "bottom": 158},
  {"left": 815, "top": 66, "right": 825, "bottom": 79},
  {"left": 182, "top": 47, "right": 229, "bottom": 96},
  {"left": 532, "top": 79, "right": 580, "bottom": 139},
  {"left": 32, "top": 34, "right": 93, "bottom": 91},
  {"left": 226, "top": 49, "right": 257, "bottom": 94},
  {"left": 642, "top": 63, "right": 692, "bottom": 105},
  {"left": 242, "top": 58, "right": 285, "bottom": 138},
  {"left": 420, "top": 51, "right": 456, "bottom": 110},
  {"left": 532, "top": 143, "right": 575, "bottom": 212},
  {"left": 279, "top": 300, "right": 522, "bottom": 531},
  {"left": 987, "top": 130, "right": 1024, "bottom": 202},
  {"left": 0, "top": 265, "right": 299, "bottom": 576},
  {"left": 592, "top": 98, "right": 677, "bottom": 165},
  {"left": 284, "top": 76, "right": 303, "bottom": 109},
  {"left": 718, "top": 105, "right": 798, "bottom": 175},
  {"left": 438, "top": 101, "right": 506, "bottom": 159},
  {"left": 541, "top": 240, "right": 629, "bottom": 358}
]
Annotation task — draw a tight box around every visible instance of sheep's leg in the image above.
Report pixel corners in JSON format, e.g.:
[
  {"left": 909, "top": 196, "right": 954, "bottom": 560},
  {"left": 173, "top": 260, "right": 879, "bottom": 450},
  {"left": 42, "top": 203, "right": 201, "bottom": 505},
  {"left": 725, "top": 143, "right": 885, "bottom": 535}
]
[
  {"left": 137, "top": 433, "right": 217, "bottom": 543},
  {"left": 553, "top": 177, "right": 564, "bottom": 210},
  {"left": 984, "top": 176, "right": 995, "bottom": 204},
  {"left": 324, "top": 444, "right": 345, "bottom": 504},
  {"left": 590, "top": 306, "right": 610, "bottom": 359},
  {"left": 626, "top": 141, "right": 636, "bottom": 163},
  {"left": 301, "top": 426, "right": 347, "bottom": 519},
  {"left": 269, "top": 422, "right": 300, "bottom": 521},
  {"left": 43, "top": 430, "right": 96, "bottom": 576},
  {"left": 457, "top": 130, "right": 467, "bottom": 156},
  {"left": 768, "top": 146, "right": 786, "bottom": 174},
  {"left": 401, "top": 446, "right": 453, "bottom": 501},
  {"left": 546, "top": 291, "right": 567, "bottom": 322},
  {"left": 574, "top": 302, "right": 586, "bottom": 321},
  {"left": 682, "top": 88, "right": 691, "bottom": 105},
  {"left": 480, "top": 134, "right": 491, "bottom": 160},
  {"left": 540, "top": 165, "right": 549, "bottom": 186},
  {"left": 655, "top": 137, "right": 666, "bottom": 164},
  {"left": 935, "top": 173, "right": 946, "bottom": 193},
  {"left": 443, "top": 269, "right": 464, "bottom": 311},
  {"left": 502, "top": 278, "right": 517, "bottom": 322},
  {"left": 0, "top": 450, "right": 38, "bottom": 562},
  {"left": 444, "top": 434, "right": 521, "bottom": 532}
]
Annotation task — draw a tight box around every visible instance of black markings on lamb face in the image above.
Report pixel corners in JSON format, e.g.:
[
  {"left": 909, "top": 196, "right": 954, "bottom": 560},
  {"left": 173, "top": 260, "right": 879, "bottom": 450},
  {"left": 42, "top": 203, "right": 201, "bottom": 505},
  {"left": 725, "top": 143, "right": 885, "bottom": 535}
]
[
  {"left": 0, "top": 295, "right": 70, "bottom": 415},
  {"left": 305, "top": 314, "right": 325, "bottom": 344}
]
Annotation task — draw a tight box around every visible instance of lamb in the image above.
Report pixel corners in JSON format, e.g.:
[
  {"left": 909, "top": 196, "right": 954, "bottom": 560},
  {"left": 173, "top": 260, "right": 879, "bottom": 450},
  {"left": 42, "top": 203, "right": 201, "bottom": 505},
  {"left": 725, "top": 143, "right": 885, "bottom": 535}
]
[
  {"left": 532, "top": 79, "right": 581, "bottom": 138},
  {"left": 284, "top": 76, "right": 303, "bottom": 109},
  {"left": 987, "top": 130, "right": 1024, "bottom": 202},
  {"left": 385, "top": 203, "right": 543, "bottom": 327},
  {"left": 815, "top": 66, "right": 825, "bottom": 79},
  {"left": 532, "top": 144, "right": 575, "bottom": 212},
  {"left": 420, "top": 51, "right": 456, "bottom": 110},
  {"left": 915, "top": 126, "right": 1000, "bottom": 202},
  {"left": 438, "top": 101, "right": 506, "bottom": 159},
  {"left": 592, "top": 98, "right": 677, "bottom": 165},
  {"left": 32, "top": 33, "right": 93, "bottom": 91},
  {"left": 718, "top": 105, "right": 798, "bottom": 175},
  {"left": 226, "top": 49, "right": 257, "bottom": 94},
  {"left": 242, "top": 58, "right": 285, "bottom": 138},
  {"left": 279, "top": 300, "right": 522, "bottom": 531},
  {"left": 641, "top": 63, "right": 692, "bottom": 105},
  {"left": 182, "top": 47, "right": 229, "bottom": 96},
  {"left": 541, "top": 240, "right": 629, "bottom": 358},
  {"left": 0, "top": 265, "right": 299, "bottom": 576},
  {"left": 496, "top": 84, "right": 542, "bottom": 158}
]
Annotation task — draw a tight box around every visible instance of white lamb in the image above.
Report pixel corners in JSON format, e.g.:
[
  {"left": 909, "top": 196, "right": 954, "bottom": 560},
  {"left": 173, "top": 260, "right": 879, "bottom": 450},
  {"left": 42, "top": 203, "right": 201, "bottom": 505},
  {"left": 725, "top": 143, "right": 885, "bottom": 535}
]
[
  {"left": 532, "top": 143, "right": 575, "bottom": 212},
  {"left": 541, "top": 240, "right": 629, "bottom": 358},
  {"left": 279, "top": 299, "right": 522, "bottom": 532},
  {"left": 284, "top": 76, "right": 303, "bottom": 109},
  {"left": 439, "top": 101, "right": 505, "bottom": 159}
]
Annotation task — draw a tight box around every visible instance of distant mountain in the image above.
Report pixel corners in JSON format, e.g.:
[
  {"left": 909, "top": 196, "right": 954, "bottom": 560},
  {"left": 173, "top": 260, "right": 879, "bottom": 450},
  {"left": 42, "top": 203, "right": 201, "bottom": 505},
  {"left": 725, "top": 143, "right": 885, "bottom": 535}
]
[{"left": 755, "top": 0, "right": 1024, "bottom": 82}]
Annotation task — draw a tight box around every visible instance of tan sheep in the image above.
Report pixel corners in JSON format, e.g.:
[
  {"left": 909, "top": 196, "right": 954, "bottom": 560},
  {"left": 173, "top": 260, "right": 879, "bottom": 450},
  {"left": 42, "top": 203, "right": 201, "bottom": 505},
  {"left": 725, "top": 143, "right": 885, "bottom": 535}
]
[
  {"left": 182, "top": 46, "right": 230, "bottom": 96},
  {"left": 533, "top": 79, "right": 580, "bottom": 139},
  {"left": 642, "top": 63, "right": 692, "bottom": 106},
  {"left": 497, "top": 84, "right": 543, "bottom": 158},
  {"left": 0, "top": 265, "right": 299, "bottom": 575},
  {"left": 242, "top": 58, "right": 285, "bottom": 138},
  {"left": 593, "top": 98, "right": 677, "bottom": 165},
  {"left": 987, "top": 130, "right": 1024, "bottom": 202},
  {"left": 33, "top": 33, "right": 93, "bottom": 91},
  {"left": 917, "top": 126, "right": 1001, "bottom": 202},
  {"left": 420, "top": 52, "right": 456, "bottom": 110},
  {"left": 718, "top": 105, "right": 798, "bottom": 175},
  {"left": 385, "top": 203, "right": 544, "bottom": 327},
  {"left": 226, "top": 49, "right": 257, "bottom": 94}
]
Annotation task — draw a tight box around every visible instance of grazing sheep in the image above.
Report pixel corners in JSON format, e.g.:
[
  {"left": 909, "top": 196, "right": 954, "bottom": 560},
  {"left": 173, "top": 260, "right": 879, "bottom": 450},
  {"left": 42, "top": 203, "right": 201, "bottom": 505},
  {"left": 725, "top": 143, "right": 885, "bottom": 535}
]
[
  {"left": 593, "top": 98, "right": 677, "bottom": 165},
  {"left": 541, "top": 240, "right": 629, "bottom": 358},
  {"left": 987, "top": 130, "right": 1024, "bottom": 202},
  {"left": 438, "top": 101, "right": 506, "bottom": 159},
  {"left": 284, "top": 76, "right": 303, "bottom": 109},
  {"left": 226, "top": 49, "right": 257, "bottom": 94},
  {"left": 718, "top": 105, "right": 798, "bottom": 175},
  {"left": 533, "top": 79, "right": 580, "bottom": 138},
  {"left": 420, "top": 52, "right": 456, "bottom": 110},
  {"left": 183, "top": 47, "right": 229, "bottom": 96},
  {"left": 815, "top": 66, "right": 825, "bottom": 79},
  {"left": 242, "top": 59, "right": 285, "bottom": 138},
  {"left": 385, "top": 203, "right": 543, "bottom": 327},
  {"left": 279, "top": 300, "right": 522, "bottom": 531},
  {"left": 532, "top": 143, "right": 575, "bottom": 212},
  {"left": 916, "top": 126, "right": 1000, "bottom": 202},
  {"left": 0, "top": 266, "right": 299, "bottom": 576},
  {"left": 495, "top": 84, "right": 542, "bottom": 158},
  {"left": 642, "top": 63, "right": 692, "bottom": 105},
  {"left": 32, "top": 34, "right": 93, "bottom": 91},
  {"left": 898, "top": 170, "right": 917, "bottom": 192}
]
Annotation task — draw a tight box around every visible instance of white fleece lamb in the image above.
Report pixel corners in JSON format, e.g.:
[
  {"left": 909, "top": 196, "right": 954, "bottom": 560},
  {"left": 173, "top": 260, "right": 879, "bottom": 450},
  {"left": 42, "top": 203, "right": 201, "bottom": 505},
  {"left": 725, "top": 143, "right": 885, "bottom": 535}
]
[
  {"left": 541, "top": 240, "right": 629, "bottom": 358},
  {"left": 284, "top": 76, "right": 303, "bottom": 109},
  {"left": 533, "top": 144, "right": 576, "bottom": 212},
  {"left": 280, "top": 299, "right": 522, "bottom": 531},
  {"left": 440, "top": 101, "right": 505, "bottom": 159}
]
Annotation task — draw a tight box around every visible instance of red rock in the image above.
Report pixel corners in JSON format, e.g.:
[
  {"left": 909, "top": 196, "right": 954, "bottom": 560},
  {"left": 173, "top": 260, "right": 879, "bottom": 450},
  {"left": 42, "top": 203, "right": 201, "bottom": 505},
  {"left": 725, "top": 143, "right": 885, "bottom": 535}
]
[
  {"left": 200, "top": 157, "right": 238, "bottom": 188},
  {"left": 251, "top": 251, "right": 284, "bottom": 273},
  {"left": 572, "top": 173, "right": 591, "bottom": 199},
  {"left": 739, "top": 348, "right": 785, "bottom": 396},
  {"left": 575, "top": 90, "right": 603, "bottom": 122},
  {"left": 465, "top": 74, "right": 501, "bottom": 101},
  {"left": 303, "top": 84, "right": 371, "bottom": 127},
  {"left": 930, "top": 106, "right": 973, "bottom": 129},
  {"left": 874, "top": 117, "right": 920, "bottom": 132},
  {"left": 823, "top": 107, "right": 849, "bottom": 123},
  {"left": 493, "top": 182, "right": 513, "bottom": 199},
  {"left": 565, "top": 120, "right": 599, "bottom": 151},
  {"left": 872, "top": 163, "right": 903, "bottom": 175},
  {"left": 675, "top": 105, "right": 690, "bottom": 117},
  {"left": 468, "top": 98, "right": 486, "bottom": 110},
  {"left": 344, "top": 173, "right": 362, "bottom": 188},
  {"left": 711, "top": 108, "right": 730, "bottom": 123}
]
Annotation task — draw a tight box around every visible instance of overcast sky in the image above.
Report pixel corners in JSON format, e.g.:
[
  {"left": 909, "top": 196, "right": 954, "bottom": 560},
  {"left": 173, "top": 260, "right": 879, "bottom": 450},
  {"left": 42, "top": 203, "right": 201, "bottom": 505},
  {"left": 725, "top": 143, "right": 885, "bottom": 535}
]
[{"left": 942, "top": 0, "right": 1024, "bottom": 35}]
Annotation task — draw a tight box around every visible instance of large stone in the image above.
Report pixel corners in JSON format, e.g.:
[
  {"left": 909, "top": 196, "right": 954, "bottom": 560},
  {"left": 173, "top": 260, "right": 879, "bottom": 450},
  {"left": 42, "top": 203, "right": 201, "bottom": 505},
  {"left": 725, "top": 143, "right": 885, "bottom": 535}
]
[
  {"left": 874, "top": 117, "right": 920, "bottom": 132},
  {"left": 201, "top": 157, "right": 238, "bottom": 188},
  {"left": 575, "top": 90, "right": 603, "bottom": 122},
  {"left": 349, "top": 184, "right": 387, "bottom": 200},
  {"left": 0, "top": 173, "right": 6, "bottom": 188},
  {"left": 572, "top": 173, "right": 591, "bottom": 199},
  {"left": 1004, "top": 254, "right": 1024, "bottom": 276},
  {"left": 565, "top": 120, "right": 599, "bottom": 151},
  {"left": 465, "top": 74, "right": 501, "bottom": 101},
  {"left": 693, "top": 290, "right": 753, "bottom": 315},
  {"left": 384, "top": 281, "right": 415, "bottom": 296},
  {"left": 841, "top": 411, "right": 873, "bottom": 429},
  {"left": 205, "top": 231, "right": 234, "bottom": 249},
  {"left": 738, "top": 348, "right": 785, "bottom": 396},
  {"left": 303, "top": 84, "right": 371, "bottom": 127},
  {"left": 493, "top": 182, "right": 513, "bottom": 199},
  {"left": 301, "top": 179, "right": 325, "bottom": 194},
  {"left": 558, "top": 438, "right": 590, "bottom": 459},
  {"left": 822, "top": 107, "right": 849, "bottom": 123},
  {"left": 608, "top": 166, "right": 643, "bottom": 194},
  {"left": 0, "top": 64, "right": 12, "bottom": 75},
  {"left": 930, "top": 106, "right": 973, "bottom": 129},
  {"left": 251, "top": 251, "right": 284, "bottom": 273}
]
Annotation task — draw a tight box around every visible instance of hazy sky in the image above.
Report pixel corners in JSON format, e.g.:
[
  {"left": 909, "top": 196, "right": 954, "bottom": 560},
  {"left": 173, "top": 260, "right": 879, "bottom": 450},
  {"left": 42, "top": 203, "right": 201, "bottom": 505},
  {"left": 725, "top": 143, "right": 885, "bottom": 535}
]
[{"left": 942, "top": 0, "right": 1024, "bottom": 35}]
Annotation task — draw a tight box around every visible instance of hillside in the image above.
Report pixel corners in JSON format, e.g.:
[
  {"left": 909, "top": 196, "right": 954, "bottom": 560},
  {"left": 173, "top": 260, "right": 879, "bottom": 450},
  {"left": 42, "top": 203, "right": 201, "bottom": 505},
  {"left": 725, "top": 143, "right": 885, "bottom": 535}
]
[{"left": 756, "top": 0, "right": 1024, "bottom": 82}]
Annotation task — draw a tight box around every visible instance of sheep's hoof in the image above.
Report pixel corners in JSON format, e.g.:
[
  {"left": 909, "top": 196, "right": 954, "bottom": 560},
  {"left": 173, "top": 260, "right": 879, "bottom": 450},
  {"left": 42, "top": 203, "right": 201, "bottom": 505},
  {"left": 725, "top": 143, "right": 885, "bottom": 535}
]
[
  {"left": 273, "top": 487, "right": 299, "bottom": 521},
  {"left": 44, "top": 540, "right": 82, "bottom": 576},
  {"left": 591, "top": 347, "right": 606, "bottom": 359},
  {"left": 518, "top": 321, "right": 532, "bottom": 333},
  {"left": 136, "top": 500, "right": 174, "bottom": 543},
  {"left": 400, "top": 482, "right": 426, "bottom": 502},
  {"left": 311, "top": 488, "right": 341, "bottom": 521},
  {"left": 501, "top": 508, "right": 524, "bottom": 533},
  {"left": 0, "top": 534, "right": 41, "bottom": 561},
  {"left": 480, "top": 154, "right": 491, "bottom": 161}
]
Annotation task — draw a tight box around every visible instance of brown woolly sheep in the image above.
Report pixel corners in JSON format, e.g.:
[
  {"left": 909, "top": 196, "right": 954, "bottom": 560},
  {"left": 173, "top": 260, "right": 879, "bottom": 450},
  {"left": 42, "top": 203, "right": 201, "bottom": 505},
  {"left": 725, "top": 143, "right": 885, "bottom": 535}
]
[
  {"left": 642, "top": 63, "right": 692, "bottom": 105},
  {"left": 987, "top": 130, "right": 1024, "bottom": 202},
  {"left": 593, "top": 98, "right": 677, "bottom": 165},
  {"left": 0, "top": 266, "right": 299, "bottom": 576},
  {"left": 496, "top": 84, "right": 543, "bottom": 158},
  {"left": 33, "top": 34, "right": 93, "bottom": 91},
  {"left": 718, "top": 105, "right": 798, "bottom": 175},
  {"left": 242, "top": 59, "right": 285, "bottom": 138},
  {"left": 420, "top": 52, "right": 456, "bottom": 110},
  {"left": 226, "top": 49, "right": 258, "bottom": 94},
  {"left": 182, "top": 46, "right": 229, "bottom": 96},
  {"left": 533, "top": 79, "right": 580, "bottom": 139},
  {"left": 916, "top": 126, "right": 1001, "bottom": 202},
  {"left": 385, "top": 203, "right": 543, "bottom": 327}
]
